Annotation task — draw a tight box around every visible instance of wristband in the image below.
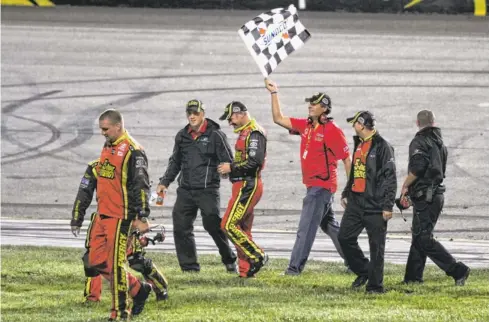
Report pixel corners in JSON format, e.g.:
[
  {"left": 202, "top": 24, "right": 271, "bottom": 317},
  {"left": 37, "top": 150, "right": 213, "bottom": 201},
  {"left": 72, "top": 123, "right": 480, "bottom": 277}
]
[{"left": 270, "top": 91, "right": 277, "bottom": 95}]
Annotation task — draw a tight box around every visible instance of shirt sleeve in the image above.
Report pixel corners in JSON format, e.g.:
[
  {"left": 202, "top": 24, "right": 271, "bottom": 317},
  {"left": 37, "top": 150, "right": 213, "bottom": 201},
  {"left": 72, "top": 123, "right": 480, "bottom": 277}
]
[
  {"left": 328, "top": 124, "right": 350, "bottom": 160},
  {"left": 127, "top": 149, "right": 151, "bottom": 220},
  {"left": 290, "top": 118, "right": 308, "bottom": 134},
  {"left": 71, "top": 161, "right": 98, "bottom": 227},
  {"left": 159, "top": 132, "right": 182, "bottom": 187},
  {"left": 214, "top": 129, "right": 234, "bottom": 163},
  {"left": 408, "top": 139, "right": 430, "bottom": 177}
]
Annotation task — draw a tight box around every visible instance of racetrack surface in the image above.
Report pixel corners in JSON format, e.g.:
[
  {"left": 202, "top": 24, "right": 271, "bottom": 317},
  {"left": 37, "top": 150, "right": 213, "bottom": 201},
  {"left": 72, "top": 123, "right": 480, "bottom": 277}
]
[{"left": 1, "top": 7, "right": 489, "bottom": 268}]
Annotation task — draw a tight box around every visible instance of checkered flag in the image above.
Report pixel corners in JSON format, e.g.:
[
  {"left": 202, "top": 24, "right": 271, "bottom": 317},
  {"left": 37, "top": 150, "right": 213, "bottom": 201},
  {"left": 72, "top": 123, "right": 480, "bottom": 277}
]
[{"left": 238, "top": 4, "right": 311, "bottom": 77}]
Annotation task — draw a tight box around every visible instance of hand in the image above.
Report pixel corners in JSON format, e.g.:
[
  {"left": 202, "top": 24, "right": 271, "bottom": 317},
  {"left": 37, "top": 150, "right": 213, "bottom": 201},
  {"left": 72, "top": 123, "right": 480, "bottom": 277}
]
[
  {"left": 264, "top": 78, "right": 278, "bottom": 93},
  {"left": 400, "top": 185, "right": 409, "bottom": 198},
  {"left": 156, "top": 184, "right": 167, "bottom": 195},
  {"left": 383, "top": 211, "right": 393, "bottom": 221},
  {"left": 341, "top": 198, "right": 348, "bottom": 209},
  {"left": 132, "top": 218, "right": 150, "bottom": 234},
  {"left": 71, "top": 226, "right": 81, "bottom": 237},
  {"left": 400, "top": 195, "right": 411, "bottom": 209},
  {"left": 218, "top": 163, "right": 231, "bottom": 175}
]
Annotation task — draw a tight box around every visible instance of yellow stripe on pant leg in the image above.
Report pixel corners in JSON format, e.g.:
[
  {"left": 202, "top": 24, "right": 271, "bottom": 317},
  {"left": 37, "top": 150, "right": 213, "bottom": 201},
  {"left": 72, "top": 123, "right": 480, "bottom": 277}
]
[
  {"left": 84, "top": 277, "right": 92, "bottom": 301},
  {"left": 112, "top": 220, "right": 122, "bottom": 318},
  {"left": 225, "top": 179, "right": 262, "bottom": 261},
  {"left": 236, "top": 176, "right": 264, "bottom": 260},
  {"left": 85, "top": 213, "right": 97, "bottom": 249},
  {"left": 147, "top": 265, "right": 167, "bottom": 292},
  {"left": 34, "top": 0, "right": 55, "bottom": 6},
  {"left": 474, "top": 0, "right": 487, "bottom": 16},
  {"left": 0, "top": 0, "right": 34, "bottom": 6},
  {"left": 224, "top": 182, "right": 254, "bottom": 258}
]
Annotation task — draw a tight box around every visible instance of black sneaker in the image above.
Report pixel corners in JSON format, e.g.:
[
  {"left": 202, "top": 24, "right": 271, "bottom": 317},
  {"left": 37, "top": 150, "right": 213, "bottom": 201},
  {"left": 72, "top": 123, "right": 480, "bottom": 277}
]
[
  {"left": 401, "top": 279, "right": 424, "bottom": 285},
  {"left": 225, "top": 262, "right": 237, "bottom": 273},
  {"left": 366, "top": 288, "right": 386, "bottom": 294},
  {"left": 351, "top": 275, "right": 368, "bottom": 289},
  {"left": 246, "top": 253, "right": 269, "bottom": 278},
  {"left": 156, "top": 289, "right": 169, "bottom": 302},
  {"left": 455, "top": 268, "right": 470, "bottom": 286},
  {"left": 132, "top": 282, "right": 152, "bottom": 316}
]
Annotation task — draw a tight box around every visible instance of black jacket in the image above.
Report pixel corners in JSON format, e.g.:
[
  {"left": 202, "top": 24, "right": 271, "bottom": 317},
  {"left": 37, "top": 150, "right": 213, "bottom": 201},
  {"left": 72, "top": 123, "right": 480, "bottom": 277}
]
[
  {"left": 408, "top": 126, "right": 447, "bottom": 197},
  {"left": 71, "top": 159, "right": 98, "bottom": 227},
  {"left": 342, "top": 132, "right": 397, "bottom": 212},
  {"left": 159, "top": 118, "right": 233, "bottom": 190}
]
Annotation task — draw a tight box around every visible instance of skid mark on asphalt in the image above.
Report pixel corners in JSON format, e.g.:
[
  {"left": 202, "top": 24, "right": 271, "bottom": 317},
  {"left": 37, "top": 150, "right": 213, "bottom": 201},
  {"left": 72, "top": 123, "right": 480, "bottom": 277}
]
[
  {"left": 2, "top": 69, "right": 489, "bottom": 88},
  {"left": 2, "top": 83, "right": 489, "bottom": 104},
  {"left": 1, "top": 92, "right": 163, "bottom": 166}
]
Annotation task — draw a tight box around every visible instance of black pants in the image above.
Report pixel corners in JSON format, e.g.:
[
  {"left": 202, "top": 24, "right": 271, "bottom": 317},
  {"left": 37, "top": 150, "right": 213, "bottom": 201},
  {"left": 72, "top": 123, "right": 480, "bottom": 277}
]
[
  {"left": 172, "top": 187, "right": 236, "bottom": 271},
  {"left": 338, "top": 194, "right": 387, "bottom": 292},
  {"left": 404, "top": 194, "right": 468, "bottom": 282}
]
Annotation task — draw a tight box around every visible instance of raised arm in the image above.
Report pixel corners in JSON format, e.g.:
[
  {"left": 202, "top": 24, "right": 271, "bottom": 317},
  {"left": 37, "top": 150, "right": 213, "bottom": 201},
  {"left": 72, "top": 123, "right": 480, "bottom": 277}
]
[{"left": 264, "top": 78, "right": 292, "bottom": 130}]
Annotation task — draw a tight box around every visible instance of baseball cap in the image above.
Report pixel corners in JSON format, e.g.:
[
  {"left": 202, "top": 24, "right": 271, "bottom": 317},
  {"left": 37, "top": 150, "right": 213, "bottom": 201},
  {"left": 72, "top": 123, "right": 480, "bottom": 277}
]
[
  {"left": 346, "top": 111, "right": 376, "bottom": 127},
  {"left": 186, "top": 99, "right": 205, "bottom": 113},
  {"left": 305, "top": 92, "right": 332, "bottom": 108},
  {"left": 219, "top": 101, "right": 248, "bottom": 121}
]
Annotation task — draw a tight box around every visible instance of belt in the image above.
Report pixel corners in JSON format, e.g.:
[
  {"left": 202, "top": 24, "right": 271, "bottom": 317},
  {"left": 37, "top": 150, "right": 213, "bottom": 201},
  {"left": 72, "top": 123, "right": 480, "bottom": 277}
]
[{"left": 230, "top": 175, "right": 261, "bottom": 183}]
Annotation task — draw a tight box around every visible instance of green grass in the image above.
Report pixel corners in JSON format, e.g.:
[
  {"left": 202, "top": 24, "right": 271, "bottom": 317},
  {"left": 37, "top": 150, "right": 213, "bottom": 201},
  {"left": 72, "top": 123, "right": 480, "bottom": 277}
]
[{"left": 1, "top": 245, "right": 488, "bottom": 322}]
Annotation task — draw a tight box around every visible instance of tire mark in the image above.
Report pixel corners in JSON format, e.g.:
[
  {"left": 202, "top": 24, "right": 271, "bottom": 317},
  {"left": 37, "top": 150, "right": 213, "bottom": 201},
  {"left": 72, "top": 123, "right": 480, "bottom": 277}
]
[
  {"left": 2, "top": 115, "right": 61, "bottom": 158},
  {"left": 1, "top": 90, "right": 63, "bottom": 160},
  {"left": 2, "top": 83, "right": 488, "bottom": 103},
  {"left": 1, "top": 90, "right": 62, "bottom": 114},
  {"left": 2, "top": 69, "right": 489, "bottom": 88},
  {"left": 1, "top": 92, "right": 164, "bottom": 166}
]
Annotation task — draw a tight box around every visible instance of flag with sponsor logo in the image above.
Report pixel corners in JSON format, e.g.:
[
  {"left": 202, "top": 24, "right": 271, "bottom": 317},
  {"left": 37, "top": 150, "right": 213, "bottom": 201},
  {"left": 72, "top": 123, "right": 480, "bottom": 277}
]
[{"left": 238, "top": 4, "right": 311, "bottom": 77}]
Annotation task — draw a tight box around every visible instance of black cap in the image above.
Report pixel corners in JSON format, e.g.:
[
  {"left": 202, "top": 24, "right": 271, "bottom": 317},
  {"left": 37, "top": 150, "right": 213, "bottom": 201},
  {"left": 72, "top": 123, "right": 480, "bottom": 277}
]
[
  {"left": 219, "top": 101, "right": 248, "bottom": 121},
  {"left": 346, "top": 111, "right": 376, "bottom": 127},
  {"left": 305, "top": 92, "right": 332, "bottom": 108},
  {"left": 186, "top": 99, "right": 205, "bottom": 113}
]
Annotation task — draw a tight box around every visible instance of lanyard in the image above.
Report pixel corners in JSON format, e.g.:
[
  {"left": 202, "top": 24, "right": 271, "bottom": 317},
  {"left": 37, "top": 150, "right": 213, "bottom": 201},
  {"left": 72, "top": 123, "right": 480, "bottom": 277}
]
[{"left": 302, "top": 125, "right": 315, "bottom": 160}]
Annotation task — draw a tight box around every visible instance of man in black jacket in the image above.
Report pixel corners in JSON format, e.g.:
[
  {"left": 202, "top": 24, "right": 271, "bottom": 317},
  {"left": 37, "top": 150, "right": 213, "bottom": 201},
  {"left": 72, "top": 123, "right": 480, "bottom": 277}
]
[
  {"left": 156, "top": 99, "right": 237, "bottom": 273},
  {"left": 400, "top": 110, "right": 470, "bottom": 286},
  {"left": 339, "top": 111, "right": 397, "bottom": 293}
]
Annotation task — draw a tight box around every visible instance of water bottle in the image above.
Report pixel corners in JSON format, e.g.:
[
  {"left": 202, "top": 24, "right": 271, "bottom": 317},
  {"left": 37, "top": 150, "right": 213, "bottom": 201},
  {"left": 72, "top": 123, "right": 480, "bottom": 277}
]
[{"left": 155, "top": 190, "right": 166, "bottom": 206}]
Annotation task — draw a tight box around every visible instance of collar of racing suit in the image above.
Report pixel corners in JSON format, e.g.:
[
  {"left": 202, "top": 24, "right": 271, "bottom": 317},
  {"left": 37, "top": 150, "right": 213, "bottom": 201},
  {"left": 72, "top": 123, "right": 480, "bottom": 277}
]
[
  {"left": 233, "top": 118, "right": 256, "bottom": 133},
  {"left": 110, "top": 130, "right": 129, "bottom": 146}
]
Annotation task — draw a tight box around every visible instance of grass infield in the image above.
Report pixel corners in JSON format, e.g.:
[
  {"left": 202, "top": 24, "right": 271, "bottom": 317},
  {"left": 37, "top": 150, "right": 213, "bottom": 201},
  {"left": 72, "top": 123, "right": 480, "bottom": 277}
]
[{"left": 1, "top": 245, "right": 488, "bottom": 321}]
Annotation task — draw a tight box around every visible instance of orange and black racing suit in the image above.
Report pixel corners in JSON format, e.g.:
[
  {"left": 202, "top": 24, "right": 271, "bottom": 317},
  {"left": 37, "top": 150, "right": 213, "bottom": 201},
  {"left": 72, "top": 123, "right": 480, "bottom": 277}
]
[
  {"left": 220, "top": 119, "right": 267, "bottom": 277},
  {"left": 71, "top": 157, "right": 168, "bottom": 304},
  {"left": 87, "top": 130, "right": 150, "bottom": 319}
]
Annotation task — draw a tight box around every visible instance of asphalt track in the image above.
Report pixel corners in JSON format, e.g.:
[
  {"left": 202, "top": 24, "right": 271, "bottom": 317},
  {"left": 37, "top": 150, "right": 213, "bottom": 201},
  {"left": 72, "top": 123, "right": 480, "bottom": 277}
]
[{"left": 1, "top": 7, "right": 489, "bottom": 269}]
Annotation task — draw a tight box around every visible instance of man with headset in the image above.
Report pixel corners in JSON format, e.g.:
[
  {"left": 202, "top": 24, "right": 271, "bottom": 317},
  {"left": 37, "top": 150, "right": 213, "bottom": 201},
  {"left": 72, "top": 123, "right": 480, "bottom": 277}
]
[{"left": 264, "top": 78, "right": 351, "bottom": 276}]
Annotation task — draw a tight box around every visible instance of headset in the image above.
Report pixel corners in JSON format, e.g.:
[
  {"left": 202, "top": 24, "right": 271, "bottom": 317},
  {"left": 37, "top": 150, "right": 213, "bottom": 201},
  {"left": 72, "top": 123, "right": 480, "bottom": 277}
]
[{"left": 306, "top": 94, "right": 332, "bottom": 125}]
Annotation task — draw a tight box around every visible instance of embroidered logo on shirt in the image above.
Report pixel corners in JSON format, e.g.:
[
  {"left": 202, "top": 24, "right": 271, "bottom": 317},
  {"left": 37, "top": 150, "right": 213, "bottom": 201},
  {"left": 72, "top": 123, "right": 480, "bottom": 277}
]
[{"left": 99, "top": 159, "right": 116, "bottom": 179}]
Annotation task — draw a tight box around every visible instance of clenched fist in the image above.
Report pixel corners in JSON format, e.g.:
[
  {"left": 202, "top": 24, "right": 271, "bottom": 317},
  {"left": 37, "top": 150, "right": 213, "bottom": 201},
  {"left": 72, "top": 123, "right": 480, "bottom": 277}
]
[{"left": 264, "top": 78, "right": 278, "bottom": 93}]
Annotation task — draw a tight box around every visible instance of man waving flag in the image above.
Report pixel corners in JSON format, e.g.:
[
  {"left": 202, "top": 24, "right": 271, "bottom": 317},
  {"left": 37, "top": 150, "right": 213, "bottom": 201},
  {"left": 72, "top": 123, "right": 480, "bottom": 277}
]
[{"left": 238, "top": 4, "right": 311, "bottom": 77}]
